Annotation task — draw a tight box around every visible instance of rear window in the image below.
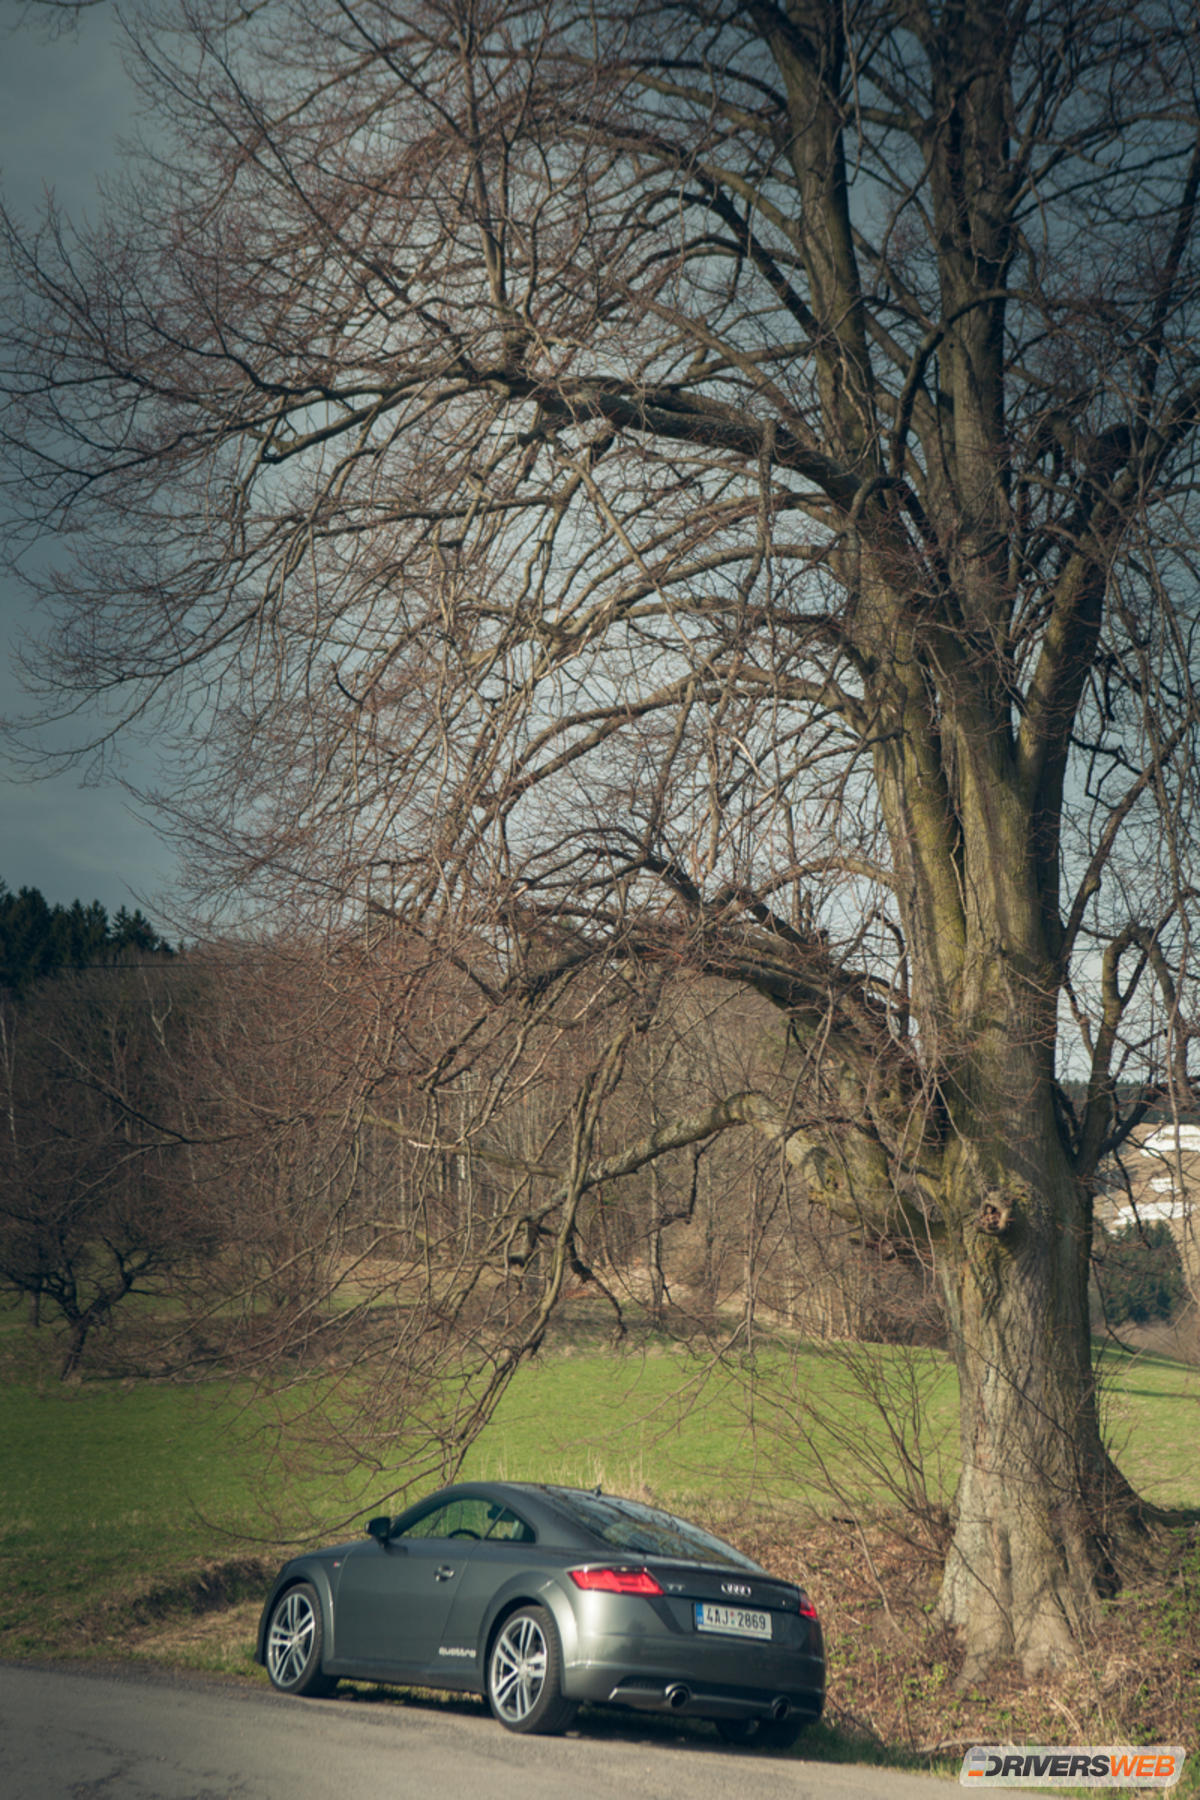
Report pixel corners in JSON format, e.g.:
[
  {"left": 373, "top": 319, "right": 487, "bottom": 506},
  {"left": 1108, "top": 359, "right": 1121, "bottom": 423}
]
[{"left": 543, "top": 1488, "right": 761, "bottom": 1571}]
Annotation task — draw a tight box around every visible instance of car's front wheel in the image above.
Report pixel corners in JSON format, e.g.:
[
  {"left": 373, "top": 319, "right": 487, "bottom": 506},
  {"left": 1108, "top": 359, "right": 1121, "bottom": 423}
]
[
  {"left": 487, "top": 1605, "right": 575, "bottom": 1735},
  {"left": 265, "top": 1582, "right": 337, "bottom": 1697}
]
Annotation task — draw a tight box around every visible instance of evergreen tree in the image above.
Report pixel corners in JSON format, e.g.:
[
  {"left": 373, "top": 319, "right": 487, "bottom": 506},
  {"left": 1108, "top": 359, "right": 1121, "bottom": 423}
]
[
  {"left": 1098, "top": 1223, "right": 1186, "bottom": 1328},
  {"left": 0, "top": 882, "right": 172, "bottom": 995}
]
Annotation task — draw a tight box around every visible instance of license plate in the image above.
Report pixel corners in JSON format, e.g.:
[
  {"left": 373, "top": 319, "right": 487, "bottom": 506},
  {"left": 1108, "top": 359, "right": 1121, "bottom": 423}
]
[{"left": 694, "top": 1601, "right": 772, "bottom": 1640}]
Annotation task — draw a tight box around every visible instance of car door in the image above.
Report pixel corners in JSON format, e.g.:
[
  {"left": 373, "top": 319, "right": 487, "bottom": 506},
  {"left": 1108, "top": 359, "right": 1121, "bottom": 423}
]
[
  {"left": 437, "top": 1502, "right": 541, "bottom": 1659},
  {"left": 333, "top": 1500, "right": 486, "bottom": 1674}
]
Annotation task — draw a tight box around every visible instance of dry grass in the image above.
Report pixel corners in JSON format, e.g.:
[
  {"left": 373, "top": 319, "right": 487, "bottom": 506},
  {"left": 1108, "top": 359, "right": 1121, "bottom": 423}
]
[
  {"left": 733, "top": 1510, "right": 1200, "bottom": 1785},
  {"left": 123, "top": 1597, "right": 265, "bottom": 1676}
]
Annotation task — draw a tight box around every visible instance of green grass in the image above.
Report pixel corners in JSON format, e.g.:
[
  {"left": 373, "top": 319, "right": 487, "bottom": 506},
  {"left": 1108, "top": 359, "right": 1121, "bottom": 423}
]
[
  {"left": 0, "top": 1336, "right": 1196, "bottom": 1659},
  {"left": 467, "top": 1338, "right": 1198, "bottom": 1515},
  {"left": 462, "top": 1339, "right": 963, "bottom": 1516},
  {"left": 462, "top": 1347, "right": 774, "bottom": 1503},
  {"left": 1095, "top": 1343, "right": 1200, "bottom": 1503},
  {"left": 0, "top": 1383, "right": 258, "bottom": 1644}
]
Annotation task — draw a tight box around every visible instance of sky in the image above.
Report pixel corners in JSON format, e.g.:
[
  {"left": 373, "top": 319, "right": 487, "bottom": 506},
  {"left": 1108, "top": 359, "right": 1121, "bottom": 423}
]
[{"left": 0, "top": 1, "right": 178, "bottom": 924}]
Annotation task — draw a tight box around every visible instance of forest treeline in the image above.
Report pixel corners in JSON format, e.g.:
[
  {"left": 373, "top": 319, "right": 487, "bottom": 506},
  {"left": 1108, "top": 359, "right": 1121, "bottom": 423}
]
[
  {"left": 0, "top": 887, "right": 946, "bottom": 1385},
  {"left": 0, "top": 882, "right": 173, "bottom": 993},
  {"left": 0, "top": 886, "right": 1184, "bottom": 1395}
]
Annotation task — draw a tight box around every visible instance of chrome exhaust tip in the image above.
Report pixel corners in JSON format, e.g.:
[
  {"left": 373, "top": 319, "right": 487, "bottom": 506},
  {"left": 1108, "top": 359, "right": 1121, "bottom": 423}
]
[
  {"left": 771, "top": 1698, "right": 790, "bottom": 1721},
  {"left": 665, "top": 1683, "right": 691, "bottom": 1710}
]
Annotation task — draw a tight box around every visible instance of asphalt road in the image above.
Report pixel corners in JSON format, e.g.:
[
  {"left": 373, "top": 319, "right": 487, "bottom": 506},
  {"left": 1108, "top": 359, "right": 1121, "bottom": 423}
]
[{"left": 0, "top": 1661, "right": 972, "bottom": 1800}]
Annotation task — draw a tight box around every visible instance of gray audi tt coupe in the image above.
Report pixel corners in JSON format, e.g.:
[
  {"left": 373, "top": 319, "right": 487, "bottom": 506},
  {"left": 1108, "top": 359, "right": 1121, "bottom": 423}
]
[{"left": 256, "top": 1480, "right": 825, "bottom": 1746}]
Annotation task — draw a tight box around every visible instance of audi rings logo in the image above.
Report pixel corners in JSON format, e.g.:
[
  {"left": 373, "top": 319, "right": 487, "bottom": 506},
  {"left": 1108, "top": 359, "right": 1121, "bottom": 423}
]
[{"left": 721, "top": 1582, "right": 752, "bottom": 1597}]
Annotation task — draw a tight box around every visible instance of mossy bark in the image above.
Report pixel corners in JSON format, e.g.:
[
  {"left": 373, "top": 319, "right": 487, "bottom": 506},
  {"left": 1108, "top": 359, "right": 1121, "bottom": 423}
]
[{"left": 936, "top": 1134, "right": 1138, "bottom": 1674}]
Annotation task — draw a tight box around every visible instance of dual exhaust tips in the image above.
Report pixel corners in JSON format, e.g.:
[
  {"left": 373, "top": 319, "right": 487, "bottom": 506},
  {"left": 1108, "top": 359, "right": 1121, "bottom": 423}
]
[{"left": 663, "top": 1684, "right": 790, "bottom": 1721}]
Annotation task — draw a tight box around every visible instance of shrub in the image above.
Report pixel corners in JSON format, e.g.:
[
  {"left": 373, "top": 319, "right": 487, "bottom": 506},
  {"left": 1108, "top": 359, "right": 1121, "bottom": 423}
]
[{"left": 1096, "top": 1221, "right": 1186, "bottom": 1326}]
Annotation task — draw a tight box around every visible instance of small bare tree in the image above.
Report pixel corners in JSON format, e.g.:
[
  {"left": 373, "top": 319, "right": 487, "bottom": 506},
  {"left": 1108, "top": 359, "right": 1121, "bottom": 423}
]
[{"left": 0, "top": 966, "right": 201, "bottom": 1376}]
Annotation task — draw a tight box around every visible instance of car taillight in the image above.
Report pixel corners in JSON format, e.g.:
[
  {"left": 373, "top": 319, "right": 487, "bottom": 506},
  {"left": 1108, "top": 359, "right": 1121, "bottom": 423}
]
[
  {"left": 797, "top": 1591, "right": 819, "bottom": 1619},
  {"left": 568, "top": 1566, "right": 664, "bottom": 1595}
]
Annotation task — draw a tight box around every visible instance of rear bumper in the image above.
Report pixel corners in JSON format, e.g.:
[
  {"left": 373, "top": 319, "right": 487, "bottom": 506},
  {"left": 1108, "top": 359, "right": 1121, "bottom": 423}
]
[
  {"left": 561, "top": 1631, "right": 825, "bottom": 1722},
  {"left": 586, "top": 1671, "right": 824, "bottom": 1722}
]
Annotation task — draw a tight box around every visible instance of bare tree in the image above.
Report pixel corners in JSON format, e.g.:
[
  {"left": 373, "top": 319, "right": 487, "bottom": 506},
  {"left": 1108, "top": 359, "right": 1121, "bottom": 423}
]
[
  {"left": 4, "top": 0, "right": 1200, "bottom": 1671},
  {"left": 0, "top": 966, "right": 202, "bottom": 1376}
]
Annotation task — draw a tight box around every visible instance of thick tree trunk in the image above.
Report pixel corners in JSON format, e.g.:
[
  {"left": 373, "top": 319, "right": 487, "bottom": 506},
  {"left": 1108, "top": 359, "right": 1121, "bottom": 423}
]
[{"left": 936, "top": 1109, "right": 1140, "bottom": 1675}]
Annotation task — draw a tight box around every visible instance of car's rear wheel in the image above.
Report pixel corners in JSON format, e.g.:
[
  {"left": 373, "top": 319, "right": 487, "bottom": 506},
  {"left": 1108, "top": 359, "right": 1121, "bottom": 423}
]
[
  {"left": 487, "top": 1605, "right": 575, "bottom": 1735},
  {"left": 265, "top": 1582, "right": 337, "bottom": 1697},
  {"left": 716, "top": 1715, "right": 806, "bottom": 1750}
]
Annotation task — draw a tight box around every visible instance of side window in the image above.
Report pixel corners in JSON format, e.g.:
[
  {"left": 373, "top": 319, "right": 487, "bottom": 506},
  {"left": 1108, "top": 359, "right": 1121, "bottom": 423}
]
[
  {"left": 483, "top": 1503, "right": 535, "bottom": 1544},
  {"left": 398, "top": 1500, "right": 480, "bottom": 1540},
  {"left": 396, "top": 1498, "right": 535, "bottom": 1542}
]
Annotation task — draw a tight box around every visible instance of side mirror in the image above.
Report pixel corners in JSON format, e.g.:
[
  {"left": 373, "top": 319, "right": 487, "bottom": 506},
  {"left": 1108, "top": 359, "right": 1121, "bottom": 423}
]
[{"left": 367, "top": 1515, "right": 392, "bottom": 1545}]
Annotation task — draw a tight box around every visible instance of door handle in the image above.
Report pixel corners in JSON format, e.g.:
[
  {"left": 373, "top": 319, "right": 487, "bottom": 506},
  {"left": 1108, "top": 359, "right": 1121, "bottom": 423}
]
[{"left": 435, "top": 1565, "right": 456, "bottom": 1581}]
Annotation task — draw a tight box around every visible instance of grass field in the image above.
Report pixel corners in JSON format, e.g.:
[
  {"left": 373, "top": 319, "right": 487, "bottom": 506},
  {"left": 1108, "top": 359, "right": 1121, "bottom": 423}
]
[
  {"left": 463, "top": 1339, "right": 961, "bottom": 1514},
  {"left": 470, "top": 1337, "right": 1200, "bottom": 1508},
  {"left": 1, "top": 1334, "right": 1196, "bottom": 1661},
  {"left": 1095, "top": 1342, "right": 1200, "bottom": 1501}
]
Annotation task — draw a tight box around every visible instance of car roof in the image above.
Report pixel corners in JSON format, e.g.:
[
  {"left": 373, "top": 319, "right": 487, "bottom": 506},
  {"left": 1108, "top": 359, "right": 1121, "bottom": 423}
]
[
  {"left": 411, "top": 1478, "right": 653, "bottom": 1511},
  {"left": 398, "top": 1478, "right": 604, "bottom": 1516}
]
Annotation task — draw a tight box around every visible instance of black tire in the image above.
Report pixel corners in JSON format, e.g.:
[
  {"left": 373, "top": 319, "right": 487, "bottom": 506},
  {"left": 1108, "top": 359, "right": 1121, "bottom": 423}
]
[
  {"left": 487, "top": 1605, "right": 576, "bottom": 1735},
  {"left": 265, "top": 1582, "right": 338, "bottom": 1697},
  {"left": 716, "top": 1715, "right": 806, "bottom": 1750}
]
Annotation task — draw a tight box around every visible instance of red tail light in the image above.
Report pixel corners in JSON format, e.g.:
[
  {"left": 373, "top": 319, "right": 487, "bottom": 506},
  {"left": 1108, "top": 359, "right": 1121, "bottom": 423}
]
[
  {"left": 797, "top": 1591, "right": 819, "bottom": 1619},
  {"left": 568, "top": 1566, "right": 664, "bottom": 1595}
]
